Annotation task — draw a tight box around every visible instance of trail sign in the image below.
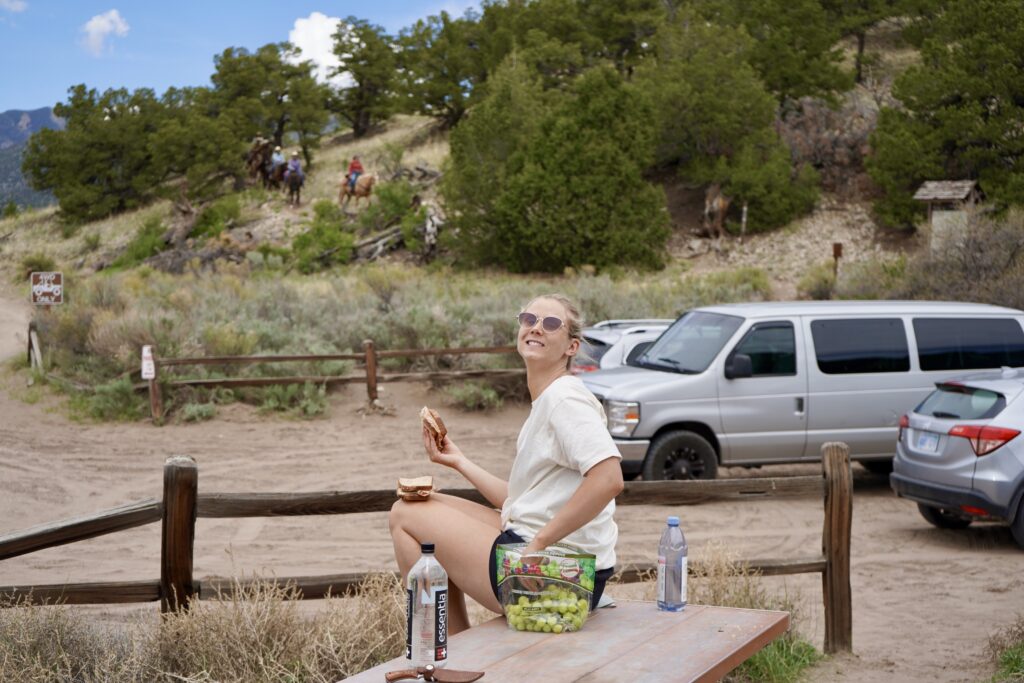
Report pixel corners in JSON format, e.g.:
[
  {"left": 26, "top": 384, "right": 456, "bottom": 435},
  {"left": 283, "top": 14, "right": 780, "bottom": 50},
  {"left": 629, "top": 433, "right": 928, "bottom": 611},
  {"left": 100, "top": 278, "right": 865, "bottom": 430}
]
[
  {"left": 141, "top": 345, "right": 156, "bottom": 381},
  {"left": 30, "top": 272, "right": 63, "bottom": 305}
]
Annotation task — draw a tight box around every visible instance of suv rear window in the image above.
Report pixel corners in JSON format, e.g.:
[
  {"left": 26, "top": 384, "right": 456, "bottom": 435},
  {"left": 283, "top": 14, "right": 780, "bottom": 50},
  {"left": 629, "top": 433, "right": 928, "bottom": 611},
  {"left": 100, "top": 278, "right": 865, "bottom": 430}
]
[
  {"left": 811, "top": 318, "right": 910, "bottom": 374},
  {"left": 578, "top": 337, "right": 610, "bottom": 365},
  {"left": 913, "top": 318, "right": 1024, "bottom": 371},
  {"left": 916, "top": 384, "right": 1006, "bottom": 420}
]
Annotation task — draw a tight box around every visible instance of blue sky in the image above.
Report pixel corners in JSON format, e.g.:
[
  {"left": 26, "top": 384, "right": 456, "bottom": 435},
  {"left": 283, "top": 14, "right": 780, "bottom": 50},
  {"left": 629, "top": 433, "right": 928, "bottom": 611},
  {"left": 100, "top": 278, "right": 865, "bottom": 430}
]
[{"left": 0, "top": 1, "right": 479, "bottom": 112}]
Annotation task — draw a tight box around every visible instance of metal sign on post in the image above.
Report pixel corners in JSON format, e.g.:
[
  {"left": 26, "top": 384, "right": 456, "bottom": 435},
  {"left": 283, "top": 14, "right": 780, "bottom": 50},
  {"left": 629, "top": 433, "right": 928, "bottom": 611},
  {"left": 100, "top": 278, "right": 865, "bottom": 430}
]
[
  {"left": 30, "top": 271, "right": 63, "bottom": 306},
  {"left": 141, "top": 345, "right": 156, "bottom": 381}
]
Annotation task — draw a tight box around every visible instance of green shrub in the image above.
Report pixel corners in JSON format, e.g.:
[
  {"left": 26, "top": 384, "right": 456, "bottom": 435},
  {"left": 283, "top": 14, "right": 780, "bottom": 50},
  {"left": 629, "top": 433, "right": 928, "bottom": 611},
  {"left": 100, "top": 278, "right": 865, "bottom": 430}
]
[
  {"left": 259, "top": 382, "right": 328, "bottom": 417},
  {"left": 446, "top": 381, "right": 503, "bottom": 411},
  {"left": 83, "top": 232, "right": 102, "bottom": 252},
  {"left": 988, "top": 614, "right": 1024, "bottom": 682},
  {"left": 2, "top": 200, "right": 17, "bottom": 218},
  {"left": 18, "top": 252, "right": 58, "bottom": 280},
  {"left": 292, "top": 201, "right": 354, "bottom": 273},
  {"left": 834, "top": 257, "right": 906, "bottom": 300},
  {"left": 356, "top": 180, "right": 419, "bottom": 235},
  {"left": 110, "top": 216, "right": 167, "bottom": 269},
  {"left": 797, "top": 262, "right": 836, "bottom": 300},
  {"left": 80, "top": 377, "right": 148, "bottom": 421},
  {"left": 180, "top": 402, "right": 216, "bottom": 422},
  {"left": 194, "top": 194, "right": 242, "bottom": 240}
]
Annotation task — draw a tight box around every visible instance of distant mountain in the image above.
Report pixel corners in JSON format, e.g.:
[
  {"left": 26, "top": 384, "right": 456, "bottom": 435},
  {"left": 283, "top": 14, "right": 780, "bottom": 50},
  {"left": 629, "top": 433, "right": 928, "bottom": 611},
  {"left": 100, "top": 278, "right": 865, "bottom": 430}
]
[{"left": 0, "top": 107, "right": 64, "bottom": 209}]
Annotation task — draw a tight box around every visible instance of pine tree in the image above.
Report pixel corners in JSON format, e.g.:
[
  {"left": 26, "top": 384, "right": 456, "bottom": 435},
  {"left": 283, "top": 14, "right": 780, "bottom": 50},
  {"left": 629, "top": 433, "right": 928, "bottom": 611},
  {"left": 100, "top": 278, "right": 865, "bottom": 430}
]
[{"left": 331, "top": 17, "right": 396, "bottom": 138}]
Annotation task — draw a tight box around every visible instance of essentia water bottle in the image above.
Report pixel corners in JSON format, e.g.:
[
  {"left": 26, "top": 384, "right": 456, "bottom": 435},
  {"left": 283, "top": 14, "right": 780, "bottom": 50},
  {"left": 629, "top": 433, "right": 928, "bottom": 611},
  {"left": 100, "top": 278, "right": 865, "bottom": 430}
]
[
  {"left": 406, "top": 543, "right": 449, "bottom": 668},
  {"left": 657, "top": 516, "right": 687, "bottom": 612}
]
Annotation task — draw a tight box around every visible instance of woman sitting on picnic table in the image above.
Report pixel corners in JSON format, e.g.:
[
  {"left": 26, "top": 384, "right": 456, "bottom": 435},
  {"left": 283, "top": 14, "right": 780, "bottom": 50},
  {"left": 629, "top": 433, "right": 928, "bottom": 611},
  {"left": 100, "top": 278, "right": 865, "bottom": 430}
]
[{"left": 389, "top": 294, "right": 623, "bottom": 635}]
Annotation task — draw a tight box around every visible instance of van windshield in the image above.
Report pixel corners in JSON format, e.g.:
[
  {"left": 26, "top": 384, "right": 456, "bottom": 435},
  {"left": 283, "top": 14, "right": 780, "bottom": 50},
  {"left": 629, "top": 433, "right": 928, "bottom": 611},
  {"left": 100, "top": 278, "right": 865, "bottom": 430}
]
[{"left": 633, "top": 311, "right": 743, "bottom": 374}]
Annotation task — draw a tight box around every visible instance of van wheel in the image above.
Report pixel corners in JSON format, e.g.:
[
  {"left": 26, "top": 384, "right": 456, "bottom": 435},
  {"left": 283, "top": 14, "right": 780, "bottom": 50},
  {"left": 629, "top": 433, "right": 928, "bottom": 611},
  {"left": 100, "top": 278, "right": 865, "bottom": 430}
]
[
  {"left": 643, "top": 431, "right": 718, "bottom": 481},
  {"left": 861, "top": 459, "right": 893, "bottom": 475},
  {"left": 917, "top": 503, "right": 972, "bottom": 530}
]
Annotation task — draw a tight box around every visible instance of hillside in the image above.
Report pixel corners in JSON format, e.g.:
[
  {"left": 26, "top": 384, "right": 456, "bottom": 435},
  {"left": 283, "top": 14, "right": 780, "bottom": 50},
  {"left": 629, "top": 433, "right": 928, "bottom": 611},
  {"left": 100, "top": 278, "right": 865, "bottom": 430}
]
[
  {"left": 0, "top": 107, "right": 63, "bottom": 208},
  {"left": 0, "top": 111, "right": 912, "bottom": 302}
]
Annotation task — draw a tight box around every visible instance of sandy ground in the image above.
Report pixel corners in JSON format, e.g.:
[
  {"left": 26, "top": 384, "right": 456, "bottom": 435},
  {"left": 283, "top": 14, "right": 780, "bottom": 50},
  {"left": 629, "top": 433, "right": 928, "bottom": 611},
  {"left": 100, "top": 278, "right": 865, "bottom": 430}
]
[{"left": 0, "top": 290, "right": 1021, "bottom": 682}]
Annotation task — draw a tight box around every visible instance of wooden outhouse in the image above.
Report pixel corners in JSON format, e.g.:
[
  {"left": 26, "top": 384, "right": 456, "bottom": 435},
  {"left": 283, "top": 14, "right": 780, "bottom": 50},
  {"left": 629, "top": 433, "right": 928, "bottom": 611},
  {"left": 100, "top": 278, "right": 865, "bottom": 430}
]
[{"left": 913, "top": 180, "right": 980, "bottom": 251}]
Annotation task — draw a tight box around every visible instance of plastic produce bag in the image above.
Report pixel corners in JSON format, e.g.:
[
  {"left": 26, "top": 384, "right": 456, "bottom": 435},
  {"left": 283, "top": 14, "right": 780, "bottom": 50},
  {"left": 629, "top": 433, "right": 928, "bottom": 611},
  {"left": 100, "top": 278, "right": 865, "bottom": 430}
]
[{"left": 495, "top": 542, "right": 596, "bottom": 633}]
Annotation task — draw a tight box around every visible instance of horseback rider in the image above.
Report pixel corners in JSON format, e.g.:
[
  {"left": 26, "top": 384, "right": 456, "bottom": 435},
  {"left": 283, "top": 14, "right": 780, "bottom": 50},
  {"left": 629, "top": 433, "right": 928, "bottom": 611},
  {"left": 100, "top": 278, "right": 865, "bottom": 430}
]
[
  {"left": 285, "top": 151, "right": 304, "bottom": 184},
  {"left": 270, "top": 146, "right": 285, "bottom": 173},
  {"left": 346, "top": 155, "right": 364, "bottom": 191}
]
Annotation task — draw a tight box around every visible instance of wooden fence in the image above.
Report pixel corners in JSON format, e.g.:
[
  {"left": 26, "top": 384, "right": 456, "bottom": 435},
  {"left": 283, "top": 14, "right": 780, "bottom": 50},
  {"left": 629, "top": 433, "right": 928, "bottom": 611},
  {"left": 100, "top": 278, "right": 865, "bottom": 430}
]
[
  {"left": 139, "top": 341, "right": 523, "bottom": 422},
  {"left": 0, "top": 444, "right": 853, "bottom": 653}
]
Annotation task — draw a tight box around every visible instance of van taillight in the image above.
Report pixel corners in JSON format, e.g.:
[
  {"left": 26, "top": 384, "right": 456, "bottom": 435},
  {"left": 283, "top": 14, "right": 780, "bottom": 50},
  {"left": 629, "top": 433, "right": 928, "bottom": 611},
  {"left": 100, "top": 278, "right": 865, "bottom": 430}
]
[
  {"left": 572, "top": 363, "right": 599, "bottom": 374},
  {"left": 898, "top": 414, "right": 909, "bottom": 441},
  {"left": 947, "top": 424, "right": 1021, "bottom": 456}
]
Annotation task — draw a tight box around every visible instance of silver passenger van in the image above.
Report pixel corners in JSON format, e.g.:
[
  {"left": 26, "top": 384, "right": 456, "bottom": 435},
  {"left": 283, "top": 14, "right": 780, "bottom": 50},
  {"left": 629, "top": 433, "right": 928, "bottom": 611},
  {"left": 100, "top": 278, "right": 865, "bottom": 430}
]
[{"left": 581, "top": 301, "right": 1024, "bottom": 479}]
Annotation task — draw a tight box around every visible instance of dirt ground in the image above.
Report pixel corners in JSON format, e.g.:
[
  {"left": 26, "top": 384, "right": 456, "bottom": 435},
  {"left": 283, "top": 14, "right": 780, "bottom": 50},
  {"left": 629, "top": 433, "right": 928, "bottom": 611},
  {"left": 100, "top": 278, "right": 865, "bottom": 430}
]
[{"left": 1, "top": 289, "right": 1022, "bottom": 682}]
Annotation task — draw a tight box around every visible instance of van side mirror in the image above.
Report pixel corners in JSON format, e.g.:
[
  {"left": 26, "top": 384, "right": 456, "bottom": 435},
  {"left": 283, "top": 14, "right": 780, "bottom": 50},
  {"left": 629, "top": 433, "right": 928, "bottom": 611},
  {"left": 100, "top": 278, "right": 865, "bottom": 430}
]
[
  {"left": 725, "top": 353, "right": 753, "bottom": 379},
  {"left": 626, "top": 341, "right": 654, "bottom": 366}
]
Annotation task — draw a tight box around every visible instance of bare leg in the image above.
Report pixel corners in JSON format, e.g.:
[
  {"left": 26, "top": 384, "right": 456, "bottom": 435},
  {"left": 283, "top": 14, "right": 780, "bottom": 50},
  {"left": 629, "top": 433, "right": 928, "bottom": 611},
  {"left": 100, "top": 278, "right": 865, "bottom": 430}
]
[{"left": 390, "top": 495, "right": 504, "bottom": 634}]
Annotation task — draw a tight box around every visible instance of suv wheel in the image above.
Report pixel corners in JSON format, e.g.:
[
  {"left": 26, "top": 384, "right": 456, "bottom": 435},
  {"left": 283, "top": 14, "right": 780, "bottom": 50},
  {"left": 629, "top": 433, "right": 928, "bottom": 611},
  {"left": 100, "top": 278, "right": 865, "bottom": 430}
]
[
  {"left": 917, "top": 503, "right": 972, "bottom": 530},
  {"left": 1012, "top": 498, "right": 1024, "bottom": 550},
  {"left": 643, "top": 430, "right": 718, "bottom": 481}
]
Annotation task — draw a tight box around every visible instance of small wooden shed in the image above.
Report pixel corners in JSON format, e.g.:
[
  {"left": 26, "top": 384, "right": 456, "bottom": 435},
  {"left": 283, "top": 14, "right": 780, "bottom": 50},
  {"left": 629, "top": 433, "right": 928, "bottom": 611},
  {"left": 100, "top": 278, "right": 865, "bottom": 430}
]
[{"left": 913, "top": 180, "right": 980, "bottom": 250}]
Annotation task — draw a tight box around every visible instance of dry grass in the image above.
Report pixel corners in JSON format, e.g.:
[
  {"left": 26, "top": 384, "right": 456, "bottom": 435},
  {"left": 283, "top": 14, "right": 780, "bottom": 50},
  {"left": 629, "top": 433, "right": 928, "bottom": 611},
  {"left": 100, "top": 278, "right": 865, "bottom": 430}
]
[{"left": 0, "top": 573, "right": 405, "bottom": 682}]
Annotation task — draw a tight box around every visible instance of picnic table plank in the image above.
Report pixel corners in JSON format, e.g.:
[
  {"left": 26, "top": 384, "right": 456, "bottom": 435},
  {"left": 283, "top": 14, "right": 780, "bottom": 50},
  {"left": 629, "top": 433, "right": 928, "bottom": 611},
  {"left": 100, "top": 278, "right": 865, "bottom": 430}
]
[{"left": 344, "top": 601, "right": 789, "bottom": 682}]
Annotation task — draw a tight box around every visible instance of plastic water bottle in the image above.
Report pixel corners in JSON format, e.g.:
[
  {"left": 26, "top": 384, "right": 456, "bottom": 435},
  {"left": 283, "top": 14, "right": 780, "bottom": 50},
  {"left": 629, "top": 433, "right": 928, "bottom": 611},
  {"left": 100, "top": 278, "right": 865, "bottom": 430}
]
[
  {"left": 406, "top": 543, "right": 449, "bottom": 668},
  {"left": 657, "top": 516, "right": 687, "bottom": 612}
]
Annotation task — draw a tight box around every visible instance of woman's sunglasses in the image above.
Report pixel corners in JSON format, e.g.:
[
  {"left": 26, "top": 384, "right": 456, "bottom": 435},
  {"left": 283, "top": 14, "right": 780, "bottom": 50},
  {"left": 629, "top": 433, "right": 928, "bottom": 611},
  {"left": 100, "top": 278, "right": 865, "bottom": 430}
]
[{"left": 517, "top": 312, "right": 565, "bottom": 332}]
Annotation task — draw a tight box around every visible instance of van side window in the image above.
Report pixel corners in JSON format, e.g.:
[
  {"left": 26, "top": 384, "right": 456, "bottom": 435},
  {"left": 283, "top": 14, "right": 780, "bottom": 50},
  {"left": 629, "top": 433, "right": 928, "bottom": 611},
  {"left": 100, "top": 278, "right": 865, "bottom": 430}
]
[
  {"left": 811, "top": 318, "right": 910, "bottom": 374},
  {"left": 913, "top": 318, "right": 1024, "bottom": 371},
  {"left": 731, "top": 322, "right": 796, "bottom": 376}
]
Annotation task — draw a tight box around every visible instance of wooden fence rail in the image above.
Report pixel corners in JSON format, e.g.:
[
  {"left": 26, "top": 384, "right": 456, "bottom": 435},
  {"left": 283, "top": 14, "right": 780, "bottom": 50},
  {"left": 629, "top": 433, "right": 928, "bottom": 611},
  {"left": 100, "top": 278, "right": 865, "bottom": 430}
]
[
  {"left": 138, "top": 342, "right": 522, "bottom": 422},
  {"left": 0, "top": 444, "right": 853, "bottom": 653}
]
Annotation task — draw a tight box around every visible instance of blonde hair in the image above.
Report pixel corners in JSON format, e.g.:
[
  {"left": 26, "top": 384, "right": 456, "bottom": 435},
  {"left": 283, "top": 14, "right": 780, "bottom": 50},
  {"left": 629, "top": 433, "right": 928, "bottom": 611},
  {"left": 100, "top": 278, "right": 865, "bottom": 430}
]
[{"left": 524, "top": 293, "right": 584, "bottom": 369}]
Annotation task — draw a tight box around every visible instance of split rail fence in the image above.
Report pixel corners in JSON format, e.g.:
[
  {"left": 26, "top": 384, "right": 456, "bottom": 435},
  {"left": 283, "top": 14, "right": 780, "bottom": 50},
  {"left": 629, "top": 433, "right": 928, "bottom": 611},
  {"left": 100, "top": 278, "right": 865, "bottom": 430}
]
[
  {"left": 0, "top": 443, "right": 853, "bottom": 653},
  {"left": 26, "top": 325, "right": 523, "bottom": 421},
  {"left": 136, "top": 341, "right": 522, "bottom": 421}
]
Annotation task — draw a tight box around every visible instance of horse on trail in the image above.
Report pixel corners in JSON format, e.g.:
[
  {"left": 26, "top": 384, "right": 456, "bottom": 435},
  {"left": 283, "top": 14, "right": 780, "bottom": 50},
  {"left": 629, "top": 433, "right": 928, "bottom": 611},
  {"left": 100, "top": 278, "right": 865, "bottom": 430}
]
[
  {"left": 339, "top": 174, "right": 376, "bottom": 209},
  {"left": 703, "top": 183, "right": 732, "bottom": 242},
  {"left": 286, "top": 171, "right": 303, "bottom": 206},
  {"left": 246, "top": 139, "right": 274, "bottom": 187}
]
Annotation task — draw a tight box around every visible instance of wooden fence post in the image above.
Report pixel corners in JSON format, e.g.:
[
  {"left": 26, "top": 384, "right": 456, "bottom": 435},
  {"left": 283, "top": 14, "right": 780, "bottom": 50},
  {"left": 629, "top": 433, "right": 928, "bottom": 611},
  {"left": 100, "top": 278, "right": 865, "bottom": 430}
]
[
  {"left": 363, "top": 339, "right": 378, "bottom": 402},
  {"left": 148, "top": 348, "right": 163, "bottom": 425},
  {"left": 27, "top": 322, "right": 43, "bottom": 371},
  {"left": 821, "top": 441, "right": 853, "bottom": 653},
  {"left": 161, "top": 456, "right": 197, "bottom": 613}
]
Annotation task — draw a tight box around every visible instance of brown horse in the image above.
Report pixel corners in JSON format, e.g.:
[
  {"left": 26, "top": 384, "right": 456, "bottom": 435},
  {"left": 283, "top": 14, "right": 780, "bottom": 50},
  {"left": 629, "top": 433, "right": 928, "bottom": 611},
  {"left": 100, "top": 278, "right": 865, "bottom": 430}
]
[
  {"left": 703, "top": 183, "right": 732, "bottom": 241},
  {"left": 286, "top": 170, "right": 303, "bottom": 207},
  {"left": 339, "top": 174, "right": 376, "bottom": 208}
]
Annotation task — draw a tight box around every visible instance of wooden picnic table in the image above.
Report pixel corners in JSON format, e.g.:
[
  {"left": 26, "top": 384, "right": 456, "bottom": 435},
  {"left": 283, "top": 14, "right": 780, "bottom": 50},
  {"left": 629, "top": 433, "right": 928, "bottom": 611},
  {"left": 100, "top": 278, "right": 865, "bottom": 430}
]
[{"left": 344, "top": 600, "right": 790, "bottom": 682}]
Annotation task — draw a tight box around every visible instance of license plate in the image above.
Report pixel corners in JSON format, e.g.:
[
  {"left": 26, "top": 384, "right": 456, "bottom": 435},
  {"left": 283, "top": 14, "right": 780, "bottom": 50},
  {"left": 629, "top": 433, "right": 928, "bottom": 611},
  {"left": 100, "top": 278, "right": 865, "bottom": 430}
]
[{"left": 915, "top": 431, "right": 939, "bottom": 452}]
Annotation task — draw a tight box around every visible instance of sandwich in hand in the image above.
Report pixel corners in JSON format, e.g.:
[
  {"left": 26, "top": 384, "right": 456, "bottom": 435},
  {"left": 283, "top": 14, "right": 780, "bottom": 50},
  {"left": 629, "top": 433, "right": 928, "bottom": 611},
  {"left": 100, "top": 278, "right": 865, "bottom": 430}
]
[
  {"left": 420, "top": 406, "right": 447, "bottom": 450},
  {"left": 396, "top": 475, "right": 434, "bottom": 502}
]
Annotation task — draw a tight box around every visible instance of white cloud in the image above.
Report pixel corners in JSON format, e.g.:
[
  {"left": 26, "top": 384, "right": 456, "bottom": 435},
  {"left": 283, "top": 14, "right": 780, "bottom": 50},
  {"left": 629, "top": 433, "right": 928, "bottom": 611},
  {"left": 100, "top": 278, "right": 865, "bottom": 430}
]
[
  {"left": 0, "top": 0, "right": 27, "bottom": 12},
  {"left": 289, "top": 12, "right": 351, "bottom": 88},
  {"left": 80, "top": 9, "right": 129, "bottom": 57}
]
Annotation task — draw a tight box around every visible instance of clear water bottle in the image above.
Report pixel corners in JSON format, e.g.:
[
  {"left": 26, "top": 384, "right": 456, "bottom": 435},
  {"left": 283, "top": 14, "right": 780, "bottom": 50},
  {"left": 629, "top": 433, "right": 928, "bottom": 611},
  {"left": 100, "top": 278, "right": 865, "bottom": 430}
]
[
  {"left": 406, "top": 543, "right": 449, "bottom": 668},
  {"left": 657, "top": 516, "right": 687, "bottom": 612}
]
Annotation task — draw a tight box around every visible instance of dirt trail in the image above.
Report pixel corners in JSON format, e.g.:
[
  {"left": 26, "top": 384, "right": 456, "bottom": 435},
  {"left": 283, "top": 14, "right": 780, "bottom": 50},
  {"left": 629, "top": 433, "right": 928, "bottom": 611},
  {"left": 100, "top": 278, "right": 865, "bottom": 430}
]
[
  {"left": 0, "top": 372, "right": 1021, "bottom": 681},
  {"left": 0, "top": 286, "right": 30, "bottom": 362}
]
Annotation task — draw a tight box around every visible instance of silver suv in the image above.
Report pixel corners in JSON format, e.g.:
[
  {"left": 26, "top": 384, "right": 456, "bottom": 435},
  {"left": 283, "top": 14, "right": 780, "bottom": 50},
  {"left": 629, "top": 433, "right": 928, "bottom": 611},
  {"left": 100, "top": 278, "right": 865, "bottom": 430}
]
[
  {"left": 891, "top": 368, "right": 1024, "bottom": 549},
  {"left": 573, "top": 319, "right": 673, "bottom": 374}
]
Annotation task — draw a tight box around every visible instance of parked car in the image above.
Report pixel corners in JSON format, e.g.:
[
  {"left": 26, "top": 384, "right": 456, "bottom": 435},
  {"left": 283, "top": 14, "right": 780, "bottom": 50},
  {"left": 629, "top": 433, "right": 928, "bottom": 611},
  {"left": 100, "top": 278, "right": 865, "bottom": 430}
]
[
  {"left": 573, "top": 319, "right": 674, "bottom": 374},
  {"left": 890, "top": 368, "right": 1024, "bottom": 548},
  {"left": 581, "top": 301, "right": 1024, "bottom": 480}
]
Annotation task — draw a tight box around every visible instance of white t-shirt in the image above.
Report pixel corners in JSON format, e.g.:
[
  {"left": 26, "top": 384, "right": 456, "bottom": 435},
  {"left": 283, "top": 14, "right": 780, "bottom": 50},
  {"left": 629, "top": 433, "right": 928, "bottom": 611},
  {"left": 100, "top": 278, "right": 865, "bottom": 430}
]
[{"left": 500, "top": 375, "right": 621, "bottom": 570}]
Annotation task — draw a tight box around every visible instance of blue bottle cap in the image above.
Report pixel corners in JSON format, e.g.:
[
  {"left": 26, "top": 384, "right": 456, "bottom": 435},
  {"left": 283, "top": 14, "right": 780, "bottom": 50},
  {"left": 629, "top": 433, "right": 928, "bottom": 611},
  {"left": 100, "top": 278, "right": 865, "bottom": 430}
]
[{"left": 667, "top": 516, "right": 679, "bottom": 526}]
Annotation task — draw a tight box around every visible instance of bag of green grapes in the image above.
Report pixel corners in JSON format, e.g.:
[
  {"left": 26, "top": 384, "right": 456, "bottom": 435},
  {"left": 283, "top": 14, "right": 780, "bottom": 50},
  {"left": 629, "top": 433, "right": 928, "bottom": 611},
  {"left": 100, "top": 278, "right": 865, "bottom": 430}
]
[{"left": 495, "top": 542, "right": 596, "bottom": 633}]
